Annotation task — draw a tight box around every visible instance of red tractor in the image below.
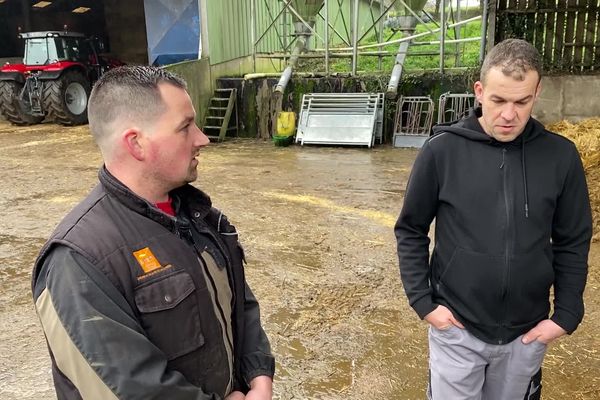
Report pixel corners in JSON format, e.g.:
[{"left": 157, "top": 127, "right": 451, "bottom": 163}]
[{"left": 0, "top": 31, "right": 122, "bottom": 126}]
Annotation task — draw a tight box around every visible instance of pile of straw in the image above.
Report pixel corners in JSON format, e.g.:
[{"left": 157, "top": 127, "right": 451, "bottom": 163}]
[{"left": 547, "top": 118, "right": 600, "bottom": 242}]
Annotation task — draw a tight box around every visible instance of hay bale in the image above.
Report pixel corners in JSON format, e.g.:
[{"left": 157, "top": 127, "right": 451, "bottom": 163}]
[{"left": 547, "top": 118, "right": 600, "bottom": 242}]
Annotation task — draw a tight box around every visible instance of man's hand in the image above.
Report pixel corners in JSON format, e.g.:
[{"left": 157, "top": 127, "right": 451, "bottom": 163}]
[
  {"left": 245, "top": 375, "right": 273, "bottom": 400},
  {"left": 424, "top": 305, "right": 465, "bottom": 330},
  {"left": 522, "top": 319, "right": 567, "bottom": 345},
  {"left": 225, "top": 391, "right": 245, "bottom": 400}
]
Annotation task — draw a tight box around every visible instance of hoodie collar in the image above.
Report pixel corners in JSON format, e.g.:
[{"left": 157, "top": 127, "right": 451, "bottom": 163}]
[{"left": 432, "top": 107, "right": 543, "bottom": 146}]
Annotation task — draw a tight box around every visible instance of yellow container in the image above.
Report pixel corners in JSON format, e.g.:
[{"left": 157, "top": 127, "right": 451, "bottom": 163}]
[{"left": 276, "top": 111, "right": 296, "bottom": 137}]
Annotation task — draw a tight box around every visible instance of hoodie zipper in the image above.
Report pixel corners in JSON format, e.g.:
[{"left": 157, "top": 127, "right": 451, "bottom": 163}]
[{"left": 499, "top": 147, "right": 510, "bottom": 344}]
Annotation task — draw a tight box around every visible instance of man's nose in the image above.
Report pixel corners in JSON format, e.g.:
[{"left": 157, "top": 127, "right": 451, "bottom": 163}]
[
  {"left": 501, "top": 104, "right": 517, "bottom": 121},
  {"left": 193, "top": 125, "right": 210, "bottom": 147}
]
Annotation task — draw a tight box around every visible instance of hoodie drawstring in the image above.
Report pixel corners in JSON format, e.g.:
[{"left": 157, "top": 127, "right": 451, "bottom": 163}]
[{"left": 521, "top": 138, "right": 529, "bottom": 218}]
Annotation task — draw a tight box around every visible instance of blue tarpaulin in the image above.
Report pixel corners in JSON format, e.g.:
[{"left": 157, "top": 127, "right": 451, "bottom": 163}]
[{"left": 144, "top": 0, "right": 200, "bottom": 66}]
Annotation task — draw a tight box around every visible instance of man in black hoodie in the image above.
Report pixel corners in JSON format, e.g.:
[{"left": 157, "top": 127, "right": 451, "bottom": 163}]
[{"left": 395, "top": 39, "right": 592, "bottom": 400}]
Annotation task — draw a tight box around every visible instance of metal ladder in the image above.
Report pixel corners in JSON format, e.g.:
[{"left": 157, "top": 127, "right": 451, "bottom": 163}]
[{"left": 202, "top": 88, "right": 238, "bottom": 142}]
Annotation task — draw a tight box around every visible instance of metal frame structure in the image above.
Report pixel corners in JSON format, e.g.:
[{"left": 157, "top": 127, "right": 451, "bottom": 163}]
[
  {"left": 296, "top": 92, "right": 384, "bottom": 147},
  {"left": 392, "top": 95, "right": 434, "bottom": 148},
  {"left": 250, "top": 0, "right": 484, "bottom": 76},
  {"left": 437, "top": 92, "right": 477, "bottom": 124}
]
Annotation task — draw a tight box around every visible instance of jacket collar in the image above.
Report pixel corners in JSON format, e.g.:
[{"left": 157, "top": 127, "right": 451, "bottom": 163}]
[{"left": 98, "top": 166, "right": 212, "bottom": 230}]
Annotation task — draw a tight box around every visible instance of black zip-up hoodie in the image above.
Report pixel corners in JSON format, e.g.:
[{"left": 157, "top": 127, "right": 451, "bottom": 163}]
[{"left": 395, "top": 108, "right": 592, "bottom": 344}]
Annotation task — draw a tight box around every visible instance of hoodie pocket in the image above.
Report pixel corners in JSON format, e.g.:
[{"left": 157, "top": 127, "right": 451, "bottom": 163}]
[
  {"left": 439, "top": 247, "right": 505, "bottom": 326},
  {"left": 506, "top": 249, "right": 554, "bottom": 326},
  {"left": 135, "top": 270, "right": 205, "bottom": 360}
]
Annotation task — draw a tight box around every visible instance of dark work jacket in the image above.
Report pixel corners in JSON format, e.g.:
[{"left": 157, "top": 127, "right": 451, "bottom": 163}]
[
  {"left": 395, "top": 109, "right": 592, "bottom": 344},
  {"left": 32, "top": 167, "right": 274, "bottom": 400}
]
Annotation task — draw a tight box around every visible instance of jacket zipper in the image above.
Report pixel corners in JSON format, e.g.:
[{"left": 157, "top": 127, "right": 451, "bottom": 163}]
[
  {"left": 196, "top": 255, "right": 236, "bottom": 361},
  {"left": 499, "top": 148, "right": 510, "bottom": 344}
]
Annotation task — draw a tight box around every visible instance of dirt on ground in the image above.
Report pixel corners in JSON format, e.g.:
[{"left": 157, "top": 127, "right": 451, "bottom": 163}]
[{"left": 0, "top": 121, "right": 598, "bottom": 399}]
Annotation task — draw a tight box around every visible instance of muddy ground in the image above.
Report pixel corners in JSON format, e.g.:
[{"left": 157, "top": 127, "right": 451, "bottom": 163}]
[{"left": 0, "top": 120, "right": 598, "bottom": 399}]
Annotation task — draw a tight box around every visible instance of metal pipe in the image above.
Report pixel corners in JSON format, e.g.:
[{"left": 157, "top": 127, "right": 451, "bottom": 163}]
[
  {"left": 378, "top": 0, "right": 383, "bottom": 70},
  {"left": 314, "top": 16, "right": 481, "bottom": 51},
  {"left": 351, "top": 0, "right": 359, "bottom": 76},
  {"left": 283, "top": 3, "right": 288, "bottom": 64},
  {"left": 274, "top": 33, "right": 309, "bottom": 93},
  {"left": 480, "top": 0, "right": 489, "bottom": 64},
  {"left": 440, "top": 0, "right": 446, "bottom": 73},
  {"left": 387, "top": 41, "right": 410, "bottom": 96},
  {"left": 244, "top": 72, "right": 316, "bottom": 80},
  {"left": 455, "top": 0, "right": 461, "bottom": 67},
  {"left": 251, "top": 0, "right": 256, "bottom": 72},
  {"left": 325, "top": 0, "right": 329, "bottom": 75}
]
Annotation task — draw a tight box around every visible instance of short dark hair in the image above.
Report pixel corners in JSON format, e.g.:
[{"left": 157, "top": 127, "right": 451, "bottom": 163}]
[
  {"left": 480, "top": 39, "right": 542, "bottom": 83},
  {"left": 88, "top": 66, "right": 187, "bottom": 152}
]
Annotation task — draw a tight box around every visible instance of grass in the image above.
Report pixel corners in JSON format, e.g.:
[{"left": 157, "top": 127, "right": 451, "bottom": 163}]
[{"left": 298, "top": 19, "right": 482, "bottom": 74}]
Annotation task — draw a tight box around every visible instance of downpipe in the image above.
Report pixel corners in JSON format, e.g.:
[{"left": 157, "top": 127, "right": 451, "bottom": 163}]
[
  {"left": 386, "top": 41, "right": 410, "bottom": 97},
  {"left": 274, "top": 26, "right": 311, "bottom": 94},
  {"left": 386, "top": 16, "right": 418, "bottom": 97}
]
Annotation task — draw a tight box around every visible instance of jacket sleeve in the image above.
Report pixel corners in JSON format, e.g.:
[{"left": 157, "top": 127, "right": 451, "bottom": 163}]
[
  {"left": 33, "top": 245, "right": 221, "bottom": 400},
  {"left": 550, "top": 145, "right": 592, "bottom": 333},
  {"left": 394, "top": 142, "right": 440, "bottom": 319},
  {"left": 240, "top": 282, "right": 275, "bottom": 385}
]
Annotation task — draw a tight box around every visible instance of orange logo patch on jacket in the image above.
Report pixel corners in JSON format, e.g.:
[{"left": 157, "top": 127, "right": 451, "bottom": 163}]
[{"left": 133, "top": 247, "right": 162, "bottom": 274}]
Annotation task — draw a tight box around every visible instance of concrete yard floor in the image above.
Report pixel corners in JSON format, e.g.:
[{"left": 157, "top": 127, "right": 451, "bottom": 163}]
[{"left": 0, "top": 121, "right": 598, "bottom": 399}]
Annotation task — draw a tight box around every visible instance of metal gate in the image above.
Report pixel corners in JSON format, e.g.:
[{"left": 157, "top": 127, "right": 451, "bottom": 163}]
[
  {"left": 437, "top": 92, "right": 477, "bottom": 124},
  {"left": 296, "top": 93, "right": 384, "bottom": 147},
  {"left": 392, "top": 95, "right": 434, "bottom": 148}
]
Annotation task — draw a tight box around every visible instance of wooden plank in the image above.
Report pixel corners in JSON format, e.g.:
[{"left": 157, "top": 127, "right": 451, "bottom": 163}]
[
  {"left": 495, "top": 0, "right": 506, "bottom": 44},
  {"left": 508, "top": 0, "right": 520, "bottom": 39},
  {"left": 487, "top": 0, "right": 498, "bottom": 52},
  {"left": 573, "top": 0, "right": 589, "bottom": 72},
  {"left": 553, "top": 0, "right": 567, "bottom": 69},
  {"left": 525, "top": 0, "right": 537, "bottom": 43},
  {"left": 583, "top": 1, "right": 598, "bottom": 71},
  {"left": 595, "top": 2, "right": 600, "bottom": 71},
  {"left": 534, "top": 0, "right": 546, "bottom": 53},
  {"left": 562, "top": 0, "right": 579, "bottom": 71},
  {"left": 543, "top": 0, "right": 557, "bottom": 68}
]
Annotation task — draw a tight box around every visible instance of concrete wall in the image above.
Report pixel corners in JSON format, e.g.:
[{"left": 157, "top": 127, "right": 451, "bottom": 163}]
[
  {"left": 165, "top": 58, "right": 212, "bottom": 127},
  {"left": 534, "top": 75, "right": 600, "bottom": 124},
  {"left": 165, "top": 56, "right": 281, "bottom": 128}
]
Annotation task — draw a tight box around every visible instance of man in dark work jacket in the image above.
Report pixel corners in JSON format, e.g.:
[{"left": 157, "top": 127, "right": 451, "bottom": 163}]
[{"left": 32, "top": 66, "right": 275, "bottom": 400}]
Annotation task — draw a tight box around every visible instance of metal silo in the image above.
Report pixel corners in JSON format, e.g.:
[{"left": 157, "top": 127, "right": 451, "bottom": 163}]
[{"left": 274, "top": 0, "right": 324, "bottom": 93}]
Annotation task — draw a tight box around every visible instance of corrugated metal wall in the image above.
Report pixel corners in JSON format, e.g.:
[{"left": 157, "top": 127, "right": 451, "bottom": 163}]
[
  {"left": 205, "top": 0, "right": 382, "bottom": 65},
  {"left": 206, "top": 0, "right": 282, "bottom": 65},
  {"left": 313, "top": 1, "right": 384, "bottom": 48}
]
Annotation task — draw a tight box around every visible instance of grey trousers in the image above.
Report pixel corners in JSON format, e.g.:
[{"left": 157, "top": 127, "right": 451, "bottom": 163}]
[{"left": 427, "top": 325, "right": 547, "bottom": 400}]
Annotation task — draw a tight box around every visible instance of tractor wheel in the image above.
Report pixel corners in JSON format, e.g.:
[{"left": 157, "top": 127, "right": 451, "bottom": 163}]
[
  {"left": 43, "top": 71, "right": 91, "bottom": 126},
  {"left": 0, "top": 81, "right": 44, "bottom": 125}
]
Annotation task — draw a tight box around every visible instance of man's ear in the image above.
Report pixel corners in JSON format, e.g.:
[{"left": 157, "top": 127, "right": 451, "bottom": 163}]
[
  {"left": 122, "top": 128, "right": 145, "bottom": 161},
  {"left": 535, "top": 80, "right": 542, "bottom": 101},
  {"left": 474, "top": 80, "right": 484, "bottom": 103}
]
